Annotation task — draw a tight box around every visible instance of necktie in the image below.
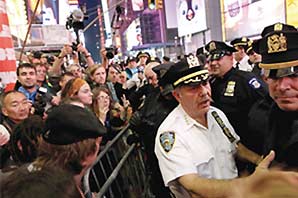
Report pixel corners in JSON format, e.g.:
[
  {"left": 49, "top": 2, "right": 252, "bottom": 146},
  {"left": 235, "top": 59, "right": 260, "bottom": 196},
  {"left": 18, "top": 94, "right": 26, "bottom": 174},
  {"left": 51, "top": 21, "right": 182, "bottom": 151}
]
[{"left": 235, "top": 62, "right": 240, "bottom": 70}]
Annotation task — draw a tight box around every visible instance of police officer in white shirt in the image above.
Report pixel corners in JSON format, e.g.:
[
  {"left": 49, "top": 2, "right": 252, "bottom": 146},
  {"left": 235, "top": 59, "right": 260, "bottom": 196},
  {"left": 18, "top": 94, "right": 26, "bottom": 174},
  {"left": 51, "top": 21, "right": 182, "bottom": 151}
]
[
  {"left": 154, "top": 55, "right": 298, "bottom": 198},
  {"left": 231, "top": 37, "right": 253, "bottom": 72}
]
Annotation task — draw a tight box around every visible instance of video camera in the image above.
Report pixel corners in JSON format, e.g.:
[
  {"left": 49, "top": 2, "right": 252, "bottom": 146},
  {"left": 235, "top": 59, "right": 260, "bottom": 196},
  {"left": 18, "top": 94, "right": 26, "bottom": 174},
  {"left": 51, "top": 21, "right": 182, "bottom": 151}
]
[
  {"left": 66, "top": 9, "right": 86, "bottom": 31},
  {"left": 33, "top": 87, "right": 54, "bottom": 116},
  {"left": 105, "top": 47, "right": 118, "bottom": 59}
]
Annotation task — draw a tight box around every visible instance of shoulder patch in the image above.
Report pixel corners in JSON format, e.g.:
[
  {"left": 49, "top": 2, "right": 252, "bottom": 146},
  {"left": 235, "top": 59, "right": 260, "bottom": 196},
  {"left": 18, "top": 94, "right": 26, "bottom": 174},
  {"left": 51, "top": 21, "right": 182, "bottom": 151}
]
[
  {"left": 248, "top": 78, "right": 261, "bottom": 89},
  {"left": 159, "top": 131, "right": 175, "bottom": 153}
]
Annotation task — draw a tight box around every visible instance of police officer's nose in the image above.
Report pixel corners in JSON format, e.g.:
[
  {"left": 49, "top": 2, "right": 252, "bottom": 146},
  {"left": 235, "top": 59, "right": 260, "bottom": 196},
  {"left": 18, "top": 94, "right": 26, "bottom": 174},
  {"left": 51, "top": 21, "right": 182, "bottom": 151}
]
[
  {"left": 198, "top": 84, "right": 208, "bottom": 97},
  {"left": 277, "top": 77, "right": 291, "bottom": 91}
]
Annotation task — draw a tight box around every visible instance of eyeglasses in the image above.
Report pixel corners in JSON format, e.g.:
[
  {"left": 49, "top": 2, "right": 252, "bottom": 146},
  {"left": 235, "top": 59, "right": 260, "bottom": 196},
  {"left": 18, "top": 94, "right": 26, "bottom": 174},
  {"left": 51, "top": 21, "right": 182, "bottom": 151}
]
[
  {"left": 208, "top": 51, "right": 231, "bottom": 61},
  {"left": 97, "top": 96, "right": 110, "bottom": 100}
]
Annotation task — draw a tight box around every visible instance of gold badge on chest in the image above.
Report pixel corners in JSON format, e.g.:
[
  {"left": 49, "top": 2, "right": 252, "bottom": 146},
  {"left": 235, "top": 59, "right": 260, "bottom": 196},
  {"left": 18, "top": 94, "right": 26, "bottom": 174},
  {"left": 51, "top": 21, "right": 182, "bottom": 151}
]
[{"left": 224, "top": 81, "right": 236, "bottom": 96}]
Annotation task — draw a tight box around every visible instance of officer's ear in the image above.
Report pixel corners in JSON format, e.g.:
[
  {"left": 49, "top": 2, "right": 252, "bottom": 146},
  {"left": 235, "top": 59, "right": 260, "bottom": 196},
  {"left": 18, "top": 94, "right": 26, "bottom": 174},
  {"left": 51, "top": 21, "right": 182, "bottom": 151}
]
[{"left": 172, "top": 88, "right": 182, "bottom": 103}]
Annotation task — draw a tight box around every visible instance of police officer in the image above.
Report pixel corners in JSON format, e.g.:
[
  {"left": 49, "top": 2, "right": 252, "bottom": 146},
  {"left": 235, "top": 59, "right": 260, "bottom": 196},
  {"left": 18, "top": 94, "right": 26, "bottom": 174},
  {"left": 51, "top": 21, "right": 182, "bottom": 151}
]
[
  {"left": 231, "top": 37, "right": 253, "bottom": 71},
  {"left": 154, "top": 55, "right": 298, "bottom": 198},
  {"left": 130, "top": 63, "right": 178, "bottom": 198},
  {"left": 253, "top": 22, "right": 298, "bottom": 168},
  {"left": 205, "top": 41, "right": 268, "bottom": 156}
]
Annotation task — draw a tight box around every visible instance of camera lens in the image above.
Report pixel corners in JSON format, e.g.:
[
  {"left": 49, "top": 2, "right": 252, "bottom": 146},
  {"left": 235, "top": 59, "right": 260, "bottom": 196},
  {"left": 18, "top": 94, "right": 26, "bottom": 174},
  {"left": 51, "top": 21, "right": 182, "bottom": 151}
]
[{"left": 106, "top": 51, "right": 114, "bottom": 59}]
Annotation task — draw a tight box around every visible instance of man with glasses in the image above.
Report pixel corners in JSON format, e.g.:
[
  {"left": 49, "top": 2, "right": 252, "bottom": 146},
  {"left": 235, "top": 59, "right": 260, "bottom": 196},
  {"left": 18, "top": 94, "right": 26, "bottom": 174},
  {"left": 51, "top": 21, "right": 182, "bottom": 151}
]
[
  {"left": 253, "top": 23, "right": 298, "bottom": 168},
  {"left": 205, "top": 41, "right": 268, "bottom": 172},
  {"left": 154, "top": 55, "right": 298, "bottom": 198}
]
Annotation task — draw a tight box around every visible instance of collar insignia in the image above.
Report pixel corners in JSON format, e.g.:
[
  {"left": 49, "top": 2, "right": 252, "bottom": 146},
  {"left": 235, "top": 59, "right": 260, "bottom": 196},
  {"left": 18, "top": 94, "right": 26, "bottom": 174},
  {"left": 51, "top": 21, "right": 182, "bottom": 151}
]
[
  {"left": 267, "top": 33, "right": 287, "bottom": 53},
  {"left": 160, "top": 131, "right": 175, "bottom": 153}
]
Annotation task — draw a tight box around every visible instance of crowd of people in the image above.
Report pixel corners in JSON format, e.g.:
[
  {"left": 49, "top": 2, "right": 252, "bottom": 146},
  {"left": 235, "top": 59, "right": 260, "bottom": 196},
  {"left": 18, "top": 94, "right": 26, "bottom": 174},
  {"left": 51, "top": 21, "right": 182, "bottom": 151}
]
[{"left": 0, "top": 22, "right": 298, "bottom": 198}]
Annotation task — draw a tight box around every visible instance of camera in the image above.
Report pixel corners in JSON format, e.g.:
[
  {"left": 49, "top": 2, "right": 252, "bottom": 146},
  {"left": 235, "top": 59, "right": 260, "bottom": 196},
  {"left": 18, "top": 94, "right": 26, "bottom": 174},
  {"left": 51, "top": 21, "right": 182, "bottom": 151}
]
[
  {"left": 71, "top": 42, "right": 78, "bottom": 51},
  {"left": 105, "top": 47, "right": 118, "bottom": 59},
  {"left": 66, "top": 9, "right": 85, "bottom": 31},
  {"left": 37, "top": 87, "right": 54, "bottom": 102},
  {"left": 33, "top": 87, "right": 54, "bottom": 116},
  {"left": 46, "top": 55, "right": 55, "bottom": 65}
]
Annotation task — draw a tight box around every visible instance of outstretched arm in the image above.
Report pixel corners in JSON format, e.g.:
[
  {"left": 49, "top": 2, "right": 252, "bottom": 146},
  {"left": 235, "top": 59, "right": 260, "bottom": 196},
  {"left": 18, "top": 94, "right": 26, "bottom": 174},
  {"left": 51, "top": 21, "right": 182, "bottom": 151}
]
[{"left": 177, "top": 151, "right": 298, "bottom": 198}]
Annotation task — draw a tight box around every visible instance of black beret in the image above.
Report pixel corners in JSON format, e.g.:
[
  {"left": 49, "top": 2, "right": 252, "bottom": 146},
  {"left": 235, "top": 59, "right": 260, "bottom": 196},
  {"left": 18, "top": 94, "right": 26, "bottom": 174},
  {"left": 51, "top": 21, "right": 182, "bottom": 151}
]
[
  {"left": 167, "top": 55, "right": 208, "bottom": 88},
  {"left": 230, "top": 37, "right": 250, "bottom": 47},
  {"left": 153, "top": 63, "right": 173, "bottom": 79},
  {"left": 43, "top": 104, "right": 106, "bottom": 145},
  {"left": 205, "top": 40, "right": 237, "bottom": 54},
  {"left": 253, "top": 31, "right": 298, "bottom": 78},
  {"left": 261, "top": 22, "right": 297, "bottom": 37}
]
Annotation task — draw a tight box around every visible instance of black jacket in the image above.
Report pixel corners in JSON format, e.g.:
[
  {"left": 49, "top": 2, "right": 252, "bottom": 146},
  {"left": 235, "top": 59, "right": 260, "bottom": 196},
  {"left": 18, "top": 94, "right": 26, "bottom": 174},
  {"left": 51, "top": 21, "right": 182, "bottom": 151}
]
[
  {"left": 210, "top": 68, "right": 268, "bottom": 147},
  {"left": 264, "top": 104, "right": 298, "bottom": 168}
]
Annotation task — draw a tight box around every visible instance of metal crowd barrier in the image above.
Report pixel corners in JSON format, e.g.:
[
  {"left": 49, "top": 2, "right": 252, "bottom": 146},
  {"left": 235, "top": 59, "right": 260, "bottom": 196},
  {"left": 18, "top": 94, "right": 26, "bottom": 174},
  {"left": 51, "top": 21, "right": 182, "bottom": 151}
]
[{"left": 83, "top": 124, "right": 155, "bottom": 198}]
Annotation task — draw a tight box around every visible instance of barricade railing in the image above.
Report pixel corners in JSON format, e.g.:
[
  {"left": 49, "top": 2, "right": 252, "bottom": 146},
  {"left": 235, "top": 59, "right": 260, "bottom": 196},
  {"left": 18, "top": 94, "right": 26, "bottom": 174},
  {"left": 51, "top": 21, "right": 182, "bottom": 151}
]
[{"left": 83, "top": 124, "right": 155, "bottom": 198}]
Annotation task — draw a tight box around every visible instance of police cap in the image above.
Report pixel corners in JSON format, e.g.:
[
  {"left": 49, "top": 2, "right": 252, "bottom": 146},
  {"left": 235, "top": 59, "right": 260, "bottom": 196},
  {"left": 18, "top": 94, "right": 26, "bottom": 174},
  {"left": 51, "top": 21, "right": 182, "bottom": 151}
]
[
  {"left": 230, "top": 37, "right": 250, "bottom": 48},
  {"left": 261, "top": 22, "right": 297, "bottom": 37},
  {"left": 253, "top": 30, "right": 298, "bottom": 78},
  {"left": 167, "top": 55, "right": 208, "bottom": 88},
  {"left": 205, "top": 40, "right": 237, "bottom": 54}
]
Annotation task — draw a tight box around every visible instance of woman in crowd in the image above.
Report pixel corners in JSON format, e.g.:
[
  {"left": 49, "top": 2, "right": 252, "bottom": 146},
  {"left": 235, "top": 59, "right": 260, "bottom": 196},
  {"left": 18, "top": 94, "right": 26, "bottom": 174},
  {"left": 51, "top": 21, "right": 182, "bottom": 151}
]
[
  {"left": 91, "top": 86, "right": 131, "bottom": 137},
  {"left": 60, "top": 77, "right": 93, "bottom": 108},
  {"left": 87, "top": 64, "right": 119, "bottom": 103}
]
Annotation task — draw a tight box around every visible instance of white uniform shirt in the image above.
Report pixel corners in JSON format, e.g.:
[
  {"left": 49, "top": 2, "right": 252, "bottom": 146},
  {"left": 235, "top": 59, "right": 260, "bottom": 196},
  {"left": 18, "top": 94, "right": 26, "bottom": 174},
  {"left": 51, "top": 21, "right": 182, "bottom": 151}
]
[
  {"left": 155, "top": 105, "right": 240, "bottom": 198},
  {"left": 234, "top": 55, "right": 252, "bottom": 72}
]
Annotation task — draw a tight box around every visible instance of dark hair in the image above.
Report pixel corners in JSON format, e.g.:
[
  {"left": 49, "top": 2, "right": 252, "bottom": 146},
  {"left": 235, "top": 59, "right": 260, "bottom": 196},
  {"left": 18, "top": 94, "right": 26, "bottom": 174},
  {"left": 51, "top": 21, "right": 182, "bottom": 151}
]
[
  {"left": 0, "top": 90, "right": 25, "bottom": 108},
  {"left": 108, "top": 64, "right": 122, "bottom": 74},
  {"left": 59, "top": 72, "right": 75, "bottom": 82},
  {"left": 1, "top": 165, "right": 81, "bottom": 198},
  {"left": 36, "top": 137, "right": 98, "bottom": 175},
  {"left": 163, "top": 56, "right": 170, "bottom": 62},
  {"left": 9, "top": 115, "right": 45, "bottom": 165},
  {"left": 17, "top": 63, "right": 36, "bottom": 76}
]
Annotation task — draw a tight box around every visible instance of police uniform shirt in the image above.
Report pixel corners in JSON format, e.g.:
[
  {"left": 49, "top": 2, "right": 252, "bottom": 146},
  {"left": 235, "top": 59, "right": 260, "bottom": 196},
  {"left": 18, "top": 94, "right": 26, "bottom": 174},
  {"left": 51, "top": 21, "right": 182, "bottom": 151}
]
[
  {"left": 155, "top": 105, "right": 239, "bottom": 198},
  {"left": 210, "top": 68, "right": 267, "bottom": 146},
  {"left": 234, "top": 55, "right": 252, "bottom": 72}
]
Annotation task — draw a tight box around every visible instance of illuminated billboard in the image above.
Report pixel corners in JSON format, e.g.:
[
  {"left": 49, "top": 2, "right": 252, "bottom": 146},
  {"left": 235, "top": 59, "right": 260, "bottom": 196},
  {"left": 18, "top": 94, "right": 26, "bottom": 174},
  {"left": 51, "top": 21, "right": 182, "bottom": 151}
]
[
  {"left": 286, "top": 0, "right": 298, "bottom": 27},
  {"left": 176, "top": 0, "right": 207, "bottom": 37},
  {"left": 27, "top": 0, "right": 59, "bottom": 24},
  {"left": 125, "top": 18, "right": 142, "bottom": 50},
  {"left": 221, "top": 0, "right": 285, "bottom": 41},
  {"left": 132, "top": 0, "right": 144, "bottom": 11},
  {"left": 6, "top": 0, "right": 28, "bottom": 40}
]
